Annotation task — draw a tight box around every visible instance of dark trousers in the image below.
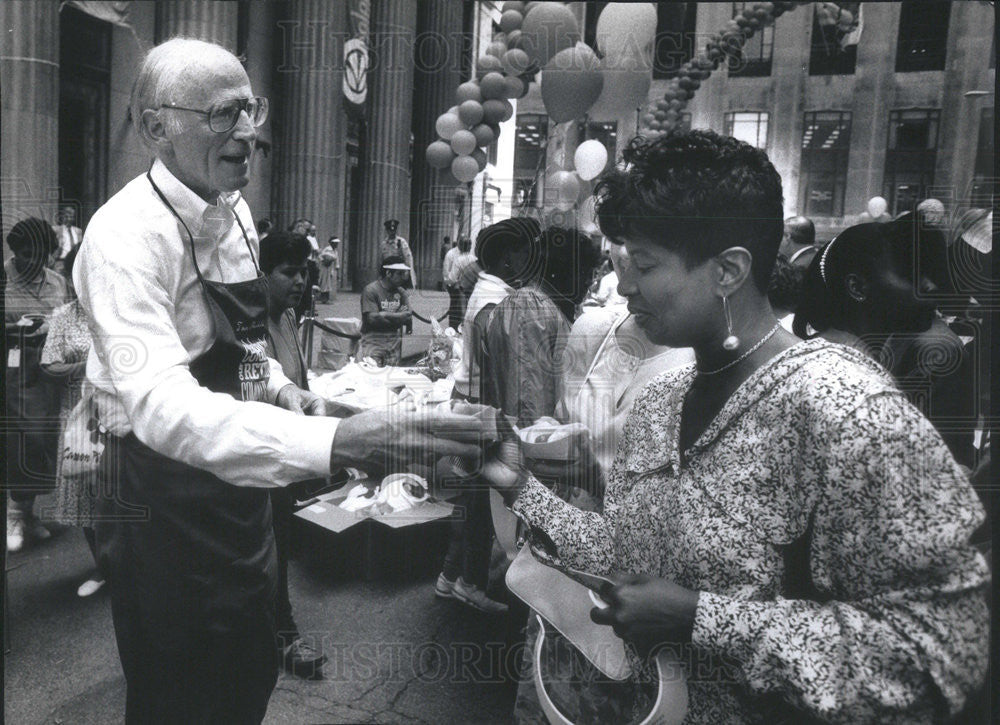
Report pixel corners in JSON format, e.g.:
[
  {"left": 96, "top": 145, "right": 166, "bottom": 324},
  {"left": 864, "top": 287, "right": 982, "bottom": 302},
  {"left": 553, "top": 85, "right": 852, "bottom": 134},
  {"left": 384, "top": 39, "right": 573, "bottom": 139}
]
[
  {"left": 441, "top": 485, "right": 493, "bottom": 589},
  {"left": 269, "top": 485, "right": 299, "bottom": 644},
  {"left": 98, "top": 435, "right": 279, "bottom": 724},
  {"left": 446, "top": 283, "right": 465, "bottom": 331}
]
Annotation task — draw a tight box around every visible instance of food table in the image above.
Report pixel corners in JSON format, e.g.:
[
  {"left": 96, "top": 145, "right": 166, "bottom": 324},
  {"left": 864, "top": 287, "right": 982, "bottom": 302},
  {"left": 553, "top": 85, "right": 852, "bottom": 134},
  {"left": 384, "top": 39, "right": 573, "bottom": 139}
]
[{"left": 296, "top": 361, "right": 461, "bottom": 581}]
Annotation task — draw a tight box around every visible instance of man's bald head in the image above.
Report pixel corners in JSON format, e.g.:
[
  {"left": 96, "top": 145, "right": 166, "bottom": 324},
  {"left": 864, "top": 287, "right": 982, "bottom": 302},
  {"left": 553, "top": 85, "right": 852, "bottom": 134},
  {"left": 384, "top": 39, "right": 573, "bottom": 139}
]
[
  {"left": 784, "top": 216, "right": 815, "bottom": 247},
  {"left": 130, "top": 37, "right": 246, "bottom": 142}
]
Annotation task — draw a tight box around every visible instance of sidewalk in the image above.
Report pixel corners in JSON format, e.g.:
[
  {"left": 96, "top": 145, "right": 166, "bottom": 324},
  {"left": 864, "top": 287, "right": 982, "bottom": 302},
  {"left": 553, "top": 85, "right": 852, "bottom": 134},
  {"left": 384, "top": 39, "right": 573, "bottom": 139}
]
[{"left": 306, "top": 289, "right": 452, "bottom": 370}]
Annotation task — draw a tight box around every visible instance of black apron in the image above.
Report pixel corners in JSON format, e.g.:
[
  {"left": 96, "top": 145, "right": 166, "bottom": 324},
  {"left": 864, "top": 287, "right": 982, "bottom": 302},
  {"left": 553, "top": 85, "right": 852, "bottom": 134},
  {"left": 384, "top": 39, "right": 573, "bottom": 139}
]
[{"left": 98, "top": 173, "right": 279, "bottom": 724}]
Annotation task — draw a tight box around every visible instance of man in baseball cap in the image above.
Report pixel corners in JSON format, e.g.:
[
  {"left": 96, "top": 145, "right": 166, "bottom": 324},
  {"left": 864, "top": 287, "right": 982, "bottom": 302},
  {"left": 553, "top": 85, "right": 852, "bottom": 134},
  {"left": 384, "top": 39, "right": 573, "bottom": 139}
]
[{"left": 359, "top": 255, "right": 413, "bottom": 366}]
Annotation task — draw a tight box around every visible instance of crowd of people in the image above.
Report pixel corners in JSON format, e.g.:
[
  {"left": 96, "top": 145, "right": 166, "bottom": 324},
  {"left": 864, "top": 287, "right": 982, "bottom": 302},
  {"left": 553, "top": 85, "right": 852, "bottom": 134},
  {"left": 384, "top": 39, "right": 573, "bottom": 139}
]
[{"left": 3, "top": 35, "right": 992, "bottom": 724}]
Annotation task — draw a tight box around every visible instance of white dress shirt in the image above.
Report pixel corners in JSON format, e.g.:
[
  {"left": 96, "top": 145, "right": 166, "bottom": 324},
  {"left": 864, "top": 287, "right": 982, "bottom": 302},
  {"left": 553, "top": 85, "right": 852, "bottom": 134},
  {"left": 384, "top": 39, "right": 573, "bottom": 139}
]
[{"left": 75, "top": 159, "right": 339, "bottom": 487}]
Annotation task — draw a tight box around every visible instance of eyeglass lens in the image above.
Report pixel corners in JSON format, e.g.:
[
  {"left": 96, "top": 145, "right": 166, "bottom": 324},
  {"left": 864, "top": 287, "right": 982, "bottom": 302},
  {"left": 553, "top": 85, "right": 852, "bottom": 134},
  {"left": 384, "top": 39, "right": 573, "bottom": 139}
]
[{"left": 209, "top": 97, "right": 268, "bottom": 132}]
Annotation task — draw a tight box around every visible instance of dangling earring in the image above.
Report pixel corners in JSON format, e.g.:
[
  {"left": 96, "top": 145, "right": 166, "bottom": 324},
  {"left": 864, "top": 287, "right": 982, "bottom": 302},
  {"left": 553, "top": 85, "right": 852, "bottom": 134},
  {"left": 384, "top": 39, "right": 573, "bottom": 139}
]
[{"left": 722, "top": 295, "right": 740, "bottom": 351}]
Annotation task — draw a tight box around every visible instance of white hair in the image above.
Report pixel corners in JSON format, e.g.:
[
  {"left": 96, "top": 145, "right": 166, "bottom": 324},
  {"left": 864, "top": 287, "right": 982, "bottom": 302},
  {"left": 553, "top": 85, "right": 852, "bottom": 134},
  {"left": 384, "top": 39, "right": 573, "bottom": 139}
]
[{"left": 130, "top": 37, "right": 243, "bottom": 141}]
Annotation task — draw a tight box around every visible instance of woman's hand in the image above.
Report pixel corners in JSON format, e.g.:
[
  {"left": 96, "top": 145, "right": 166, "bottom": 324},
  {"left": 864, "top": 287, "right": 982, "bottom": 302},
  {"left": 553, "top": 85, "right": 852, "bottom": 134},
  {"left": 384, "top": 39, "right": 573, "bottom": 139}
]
[
  {"left": 590, "top": 574, "right": 701, "bottom": 655},
  {"left": 476, "top": 411, "right": 529, "bottom": 504}
]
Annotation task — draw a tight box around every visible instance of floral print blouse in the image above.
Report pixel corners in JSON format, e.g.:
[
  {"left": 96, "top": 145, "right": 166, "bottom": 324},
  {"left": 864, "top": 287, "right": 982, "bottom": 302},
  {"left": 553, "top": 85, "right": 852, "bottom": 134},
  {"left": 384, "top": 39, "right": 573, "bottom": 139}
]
[{"left": 511, "top": 339, "right": 989, "bottom": 723}]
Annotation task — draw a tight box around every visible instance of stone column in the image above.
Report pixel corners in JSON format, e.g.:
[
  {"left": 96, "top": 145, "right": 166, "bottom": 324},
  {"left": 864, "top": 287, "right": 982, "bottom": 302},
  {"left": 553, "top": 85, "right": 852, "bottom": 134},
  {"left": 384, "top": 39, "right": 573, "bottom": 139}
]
[
  {"left": 1, "top": 0, "right": 60, "bottom": 241},
  {"left": 156, "top": 0, "right": 238, "bottom": 51},
  {"left": 409, "top": 0, "right": 468, "bottom": 289},
  {"left": 272, "top": 0, "right": 346, "bottom": 245},
  {"left": 358, "top": 0, "right": 417, "bottom": 287}
]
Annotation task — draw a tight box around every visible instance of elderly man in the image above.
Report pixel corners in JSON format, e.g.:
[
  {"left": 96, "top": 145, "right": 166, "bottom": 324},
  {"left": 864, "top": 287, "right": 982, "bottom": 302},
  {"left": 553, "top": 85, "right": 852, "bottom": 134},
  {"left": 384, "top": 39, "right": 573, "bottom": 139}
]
[
  {"left": 779, "top": 214, "right": 818, "bottom": 268},
  {"left": 74, "top": 38, "right": 482, "bottom": 723}
]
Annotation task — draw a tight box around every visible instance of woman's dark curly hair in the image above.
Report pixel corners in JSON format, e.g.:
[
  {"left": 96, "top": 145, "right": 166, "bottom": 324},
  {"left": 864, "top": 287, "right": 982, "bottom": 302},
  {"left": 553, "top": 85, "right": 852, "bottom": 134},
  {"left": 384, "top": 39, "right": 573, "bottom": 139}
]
[{"left": 594, "top": 130, "right": 784, "bottom": 292}]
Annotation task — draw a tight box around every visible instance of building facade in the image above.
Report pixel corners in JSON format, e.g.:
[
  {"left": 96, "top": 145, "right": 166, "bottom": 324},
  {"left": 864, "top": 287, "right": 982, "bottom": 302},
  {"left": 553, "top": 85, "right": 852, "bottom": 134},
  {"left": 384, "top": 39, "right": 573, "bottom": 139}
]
[
  {"left": 501, "top": 1, "right": 995, "bottom": 242},
  {"left": 2, "top": 1, "right": 993, "bottom": 281},
  {"left": 1, "top": 0, "right": 476, "bottom": 290}
]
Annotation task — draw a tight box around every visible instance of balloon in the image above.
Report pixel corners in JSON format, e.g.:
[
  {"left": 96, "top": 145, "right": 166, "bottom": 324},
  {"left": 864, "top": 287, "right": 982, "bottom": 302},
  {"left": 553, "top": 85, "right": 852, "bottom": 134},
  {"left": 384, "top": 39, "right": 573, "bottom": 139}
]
[
  {"left": 592, "top": 63, "right": 650, "bottom": 122},
  {"left": 451, "top": 155, "right": 479, "bottom": 183},
  {"left": 520, "top": 2, "right": 579, "bottom": 69},
  {"left": 471, "top": 123, "right": 496, "bottom": 147},
  {"left": 501, "top": 99, "right": 514, "bottom": 121},
  {"left": 594, "top": 3, "right": 657, "bottom": 56},
  {"left": 456, "top": 81, "right": 482, "bottom": 104},
  {"left": 472, "top": 148, "right": 488, "bottom": 171},
  {"left": 500, "top": 9, "right": 523, "bottom": 34},
  {"left": 507, "top": 29, "right": 525, "bottom": 51},
  {"left": 458, "top": 99, "right": 484, "bottom": 126},
  {"left": 540, "top": 44, "right": 603, "bottom": 122},
  {"left": 502, "top": 48, "right": 532, "bottom": 76},
  {"left": 476, "top": 54, "right": 504, "bottom": 78},
  {"left": 573, "top": 139, "right": 608, "bottom": 180},
  {"left": 546, "top": 170, "right": 581, "bottom": 211},
  {"left": 425, "top": 140, "right": 455, "bottom": 169},
  {"left": 867, "top": 196, "right": 888, "bottom": 218},
  {"left": 858, "top": 211, "right": 873, "bottom": 222},
  {"left": 502, "top": 1, "right": 525, "bottom": 12},
  {"left": 435, "top": 113, "right": 464, "bottom": 140},
  {"left": 503, "top": 75, "right": 525, "bottom": 99},
  {"left": 485, "top": 41, "right": 507, "bottom": 59},
  {"left": 450, "top": 129, "right": 477, "bottom": 156},
  {"left": 481, "top": 99, "right": 507, "bottom": 124},
  {"left": 480, "top": 72, "right": 508, "bottom": 100}
]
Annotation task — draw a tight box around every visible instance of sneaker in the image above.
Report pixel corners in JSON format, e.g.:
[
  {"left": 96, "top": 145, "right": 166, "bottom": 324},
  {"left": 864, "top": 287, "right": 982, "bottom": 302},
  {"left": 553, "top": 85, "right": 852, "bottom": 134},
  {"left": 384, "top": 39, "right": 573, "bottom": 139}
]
[
  {"left": 7, "top": 517, "right": 25, "bottom": 553},
  {"left": 434, "top": 572, "right": 456, "bottom": 599},
  {"left": 281, "top": 638, "right": 327, "bottom": 680},
  {"left": 77, "top": 577, "right": 106, "bottom": 597},
  {"left": 452, "top": 577, "right": 508, "bottom": 614}
]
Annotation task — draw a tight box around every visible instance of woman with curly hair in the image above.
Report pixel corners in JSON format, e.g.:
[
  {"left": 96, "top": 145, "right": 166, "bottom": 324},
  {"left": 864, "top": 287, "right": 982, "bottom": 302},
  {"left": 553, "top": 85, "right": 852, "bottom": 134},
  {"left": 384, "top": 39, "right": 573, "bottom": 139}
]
[{"left": 482, "top": 131, "right": 988, "bottom": 723}]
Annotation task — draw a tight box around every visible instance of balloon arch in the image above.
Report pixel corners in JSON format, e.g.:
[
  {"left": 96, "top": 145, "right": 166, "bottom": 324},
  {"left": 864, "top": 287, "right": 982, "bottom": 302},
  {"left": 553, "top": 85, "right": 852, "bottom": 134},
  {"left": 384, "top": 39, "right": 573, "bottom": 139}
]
[{"left": 425, "top": 1, "right": 859, "bottom": 211}]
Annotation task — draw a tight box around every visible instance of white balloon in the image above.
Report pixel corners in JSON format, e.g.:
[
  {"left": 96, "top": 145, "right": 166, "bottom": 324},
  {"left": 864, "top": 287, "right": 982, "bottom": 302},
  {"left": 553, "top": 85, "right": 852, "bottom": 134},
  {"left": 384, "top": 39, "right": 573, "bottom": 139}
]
[
  {"left": 595, "top": 3, "right": 658, "bottom": 56},
  {"left": 574, "top": 140, "right": 609, "bottom": 181}
]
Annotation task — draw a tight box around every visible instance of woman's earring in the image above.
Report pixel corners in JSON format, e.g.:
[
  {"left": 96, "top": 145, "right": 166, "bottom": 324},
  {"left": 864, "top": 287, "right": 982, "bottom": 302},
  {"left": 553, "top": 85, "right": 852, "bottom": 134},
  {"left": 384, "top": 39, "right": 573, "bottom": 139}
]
[{"left": 722, "top": 295, "right": 740, "bottom": 351}]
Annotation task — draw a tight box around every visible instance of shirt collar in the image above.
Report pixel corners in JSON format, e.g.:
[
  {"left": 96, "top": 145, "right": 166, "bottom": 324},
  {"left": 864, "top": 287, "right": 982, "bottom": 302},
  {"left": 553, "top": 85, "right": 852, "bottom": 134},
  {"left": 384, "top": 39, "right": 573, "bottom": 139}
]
[
  {"left": 149, "top": 159, "right": 242, "bottom": 242},
  {"left": 476, "top": 271, "right": 513, "bottom": 294}
]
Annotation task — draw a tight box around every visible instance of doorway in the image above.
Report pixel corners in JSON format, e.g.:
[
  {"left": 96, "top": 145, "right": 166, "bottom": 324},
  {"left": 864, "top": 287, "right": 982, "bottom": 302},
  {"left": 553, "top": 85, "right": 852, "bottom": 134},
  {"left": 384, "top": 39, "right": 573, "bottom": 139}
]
[{"left": 59, "top": 5, "right": 111, "bottom": 228}]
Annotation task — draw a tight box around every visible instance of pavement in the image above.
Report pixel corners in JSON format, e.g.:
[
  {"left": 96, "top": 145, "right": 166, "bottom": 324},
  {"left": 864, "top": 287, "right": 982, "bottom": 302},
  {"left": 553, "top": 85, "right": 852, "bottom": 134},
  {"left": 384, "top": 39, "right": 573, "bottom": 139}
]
[
  {"left": 4, "top": 504, "right": 522, "bottom": 724},
  {"left": 4, "top": 287, "right": 525, "bottom": 724}
]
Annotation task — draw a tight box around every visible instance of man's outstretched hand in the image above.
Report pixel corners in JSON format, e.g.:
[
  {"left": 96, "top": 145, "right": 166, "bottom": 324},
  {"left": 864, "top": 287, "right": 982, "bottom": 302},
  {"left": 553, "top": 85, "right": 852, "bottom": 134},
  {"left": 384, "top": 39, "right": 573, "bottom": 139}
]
[{"left": 329, "top": 405, "right": 487, "bottom": 474}]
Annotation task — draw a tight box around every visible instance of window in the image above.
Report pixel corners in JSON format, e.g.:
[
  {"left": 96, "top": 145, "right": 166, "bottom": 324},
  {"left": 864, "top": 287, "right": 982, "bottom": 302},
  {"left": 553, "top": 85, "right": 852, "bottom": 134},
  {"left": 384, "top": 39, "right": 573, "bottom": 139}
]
[
  {"left": 896, "top": 1, "right": 950, "bottom": 72},
  {"left": 729, "top": 2, "right": 773, "bottom": 77},
  {"left": 513, "top": 114, "right": 548, "bottom": 207},
  {"left": 809, "top": 2, "right": 859, "bottom": 75},
  {"left": 725, "top": 112, "right": 768, "bottom": 149},
  {"left": 653, "top": 3, "right": 698, "bottom": 79},
  {"left": 799, "top": 112, "right": 852, "bottom": 217},
  {"left": 576, "top": 120, "right": 617, "bottom": 175},
  {"left": 883, "top": 109, "right": 940, "bottom": 216}
]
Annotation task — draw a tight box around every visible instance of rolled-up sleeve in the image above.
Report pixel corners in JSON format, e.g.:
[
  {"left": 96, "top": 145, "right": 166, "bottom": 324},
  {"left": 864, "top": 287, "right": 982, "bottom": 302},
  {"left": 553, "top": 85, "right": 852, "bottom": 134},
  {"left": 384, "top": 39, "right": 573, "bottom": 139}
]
[
  {"left": 76, "top": 224, "right": 338, "bottom": 488},
  {"left": 691, "top": 393, "right": 990, "bottom": 723}
]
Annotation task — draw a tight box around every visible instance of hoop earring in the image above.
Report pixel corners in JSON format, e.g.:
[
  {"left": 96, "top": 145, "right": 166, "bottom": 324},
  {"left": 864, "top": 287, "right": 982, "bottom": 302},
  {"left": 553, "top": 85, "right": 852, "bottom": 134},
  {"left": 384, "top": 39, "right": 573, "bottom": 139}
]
[{"left": 722, "top": 295, "right": 740, "bottom": 351}]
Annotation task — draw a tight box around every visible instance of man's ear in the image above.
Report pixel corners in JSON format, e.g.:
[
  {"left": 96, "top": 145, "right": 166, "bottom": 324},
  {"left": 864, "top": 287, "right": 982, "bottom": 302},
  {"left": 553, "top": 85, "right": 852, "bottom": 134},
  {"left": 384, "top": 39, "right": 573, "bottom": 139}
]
[
  {"left": 714, "top": 246, "right": 754, "bottom": 295},
  {"left": 139, "top": 109, "right": 172, "bottom": 150},
  {"left": 845, "top": 272, "right": 868, "bottom": 303}
]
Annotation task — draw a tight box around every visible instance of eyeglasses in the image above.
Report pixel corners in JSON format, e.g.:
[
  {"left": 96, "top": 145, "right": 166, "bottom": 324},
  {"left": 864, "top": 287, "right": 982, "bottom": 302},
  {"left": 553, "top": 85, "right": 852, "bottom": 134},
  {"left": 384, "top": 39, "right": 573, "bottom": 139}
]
[{"left": 159, "top": 96, "right": 269, "bottom": 133}]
